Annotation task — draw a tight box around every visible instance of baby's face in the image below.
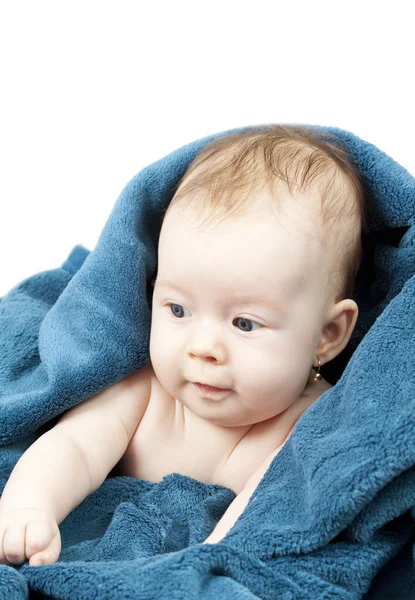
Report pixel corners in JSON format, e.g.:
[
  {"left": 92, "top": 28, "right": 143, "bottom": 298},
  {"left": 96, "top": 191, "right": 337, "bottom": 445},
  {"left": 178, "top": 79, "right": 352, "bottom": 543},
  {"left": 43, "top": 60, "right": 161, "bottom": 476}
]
[{"left": 150, "top": 191, "right": 333, "bottom": 427}]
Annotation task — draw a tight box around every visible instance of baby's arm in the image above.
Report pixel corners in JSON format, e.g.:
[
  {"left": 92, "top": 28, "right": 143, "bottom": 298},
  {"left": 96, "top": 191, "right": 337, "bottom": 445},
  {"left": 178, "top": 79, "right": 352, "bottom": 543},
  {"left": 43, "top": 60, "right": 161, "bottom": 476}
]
[{"left": 0, "top": 364, "right": 151, "bottom": 565}]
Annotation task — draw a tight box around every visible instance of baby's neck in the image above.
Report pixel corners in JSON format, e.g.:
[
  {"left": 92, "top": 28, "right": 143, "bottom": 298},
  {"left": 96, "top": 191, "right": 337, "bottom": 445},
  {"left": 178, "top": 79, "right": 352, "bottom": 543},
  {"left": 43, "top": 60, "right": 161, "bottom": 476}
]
[{"left": 302, "top": 375, "right": 333, "bottom": 398}]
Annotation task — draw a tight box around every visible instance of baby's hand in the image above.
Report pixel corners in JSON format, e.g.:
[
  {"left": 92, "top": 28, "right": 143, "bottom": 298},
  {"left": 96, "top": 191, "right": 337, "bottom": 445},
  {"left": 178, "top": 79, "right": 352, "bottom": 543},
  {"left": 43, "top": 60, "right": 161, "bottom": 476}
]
[{"left": 0, "top": 507, "right": 61, "bottom": 566}]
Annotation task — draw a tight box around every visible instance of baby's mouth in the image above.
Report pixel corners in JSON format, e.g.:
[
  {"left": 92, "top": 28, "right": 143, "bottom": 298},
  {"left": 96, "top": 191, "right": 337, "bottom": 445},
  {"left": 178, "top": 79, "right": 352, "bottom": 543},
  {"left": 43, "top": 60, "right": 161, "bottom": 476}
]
[{"left": 193, "top": 382, "right": 232, "bottom": 398}]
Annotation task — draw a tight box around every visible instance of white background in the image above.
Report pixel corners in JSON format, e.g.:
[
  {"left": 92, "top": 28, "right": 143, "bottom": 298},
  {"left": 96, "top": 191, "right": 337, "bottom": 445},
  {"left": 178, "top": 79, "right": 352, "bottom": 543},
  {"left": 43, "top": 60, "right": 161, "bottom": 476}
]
[{"left": 1, "top": 1, "right": 414, "bottom": 297}]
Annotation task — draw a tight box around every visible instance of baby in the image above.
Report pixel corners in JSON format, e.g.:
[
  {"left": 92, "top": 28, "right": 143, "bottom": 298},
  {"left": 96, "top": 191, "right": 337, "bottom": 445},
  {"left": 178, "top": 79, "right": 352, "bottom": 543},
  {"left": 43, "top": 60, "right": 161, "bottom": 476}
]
[{"left": 0, "top": 125, "right": 366, "bottom": 565}]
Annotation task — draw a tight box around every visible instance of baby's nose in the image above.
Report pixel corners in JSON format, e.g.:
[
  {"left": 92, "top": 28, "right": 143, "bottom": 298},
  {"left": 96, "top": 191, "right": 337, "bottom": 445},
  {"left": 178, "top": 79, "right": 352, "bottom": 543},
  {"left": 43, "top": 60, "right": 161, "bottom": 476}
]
[{"left": 187, "top": 336, "right": 226, "bottom": 363}]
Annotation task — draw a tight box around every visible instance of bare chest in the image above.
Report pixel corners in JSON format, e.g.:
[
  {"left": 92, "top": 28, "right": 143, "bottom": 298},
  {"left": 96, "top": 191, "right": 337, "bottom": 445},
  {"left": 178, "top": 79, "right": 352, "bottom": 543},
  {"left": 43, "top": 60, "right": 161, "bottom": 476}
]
[{"left": 113, "top": 374, "right": 331, "bottom": 495}]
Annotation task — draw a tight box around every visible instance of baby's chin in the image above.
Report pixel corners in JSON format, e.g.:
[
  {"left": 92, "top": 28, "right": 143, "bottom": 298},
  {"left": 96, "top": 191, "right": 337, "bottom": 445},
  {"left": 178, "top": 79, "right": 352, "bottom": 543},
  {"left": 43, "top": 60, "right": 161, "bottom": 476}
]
[{"left": 179, "top": 394, "right": 275, "bottom": 429}]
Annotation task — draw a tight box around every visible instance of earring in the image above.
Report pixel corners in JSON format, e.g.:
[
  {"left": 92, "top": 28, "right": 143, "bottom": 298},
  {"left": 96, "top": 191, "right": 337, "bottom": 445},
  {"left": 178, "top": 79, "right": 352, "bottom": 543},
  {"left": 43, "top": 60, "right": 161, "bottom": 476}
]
[{"left": 313, "top": 356, "right": 322, "bottom": 382}]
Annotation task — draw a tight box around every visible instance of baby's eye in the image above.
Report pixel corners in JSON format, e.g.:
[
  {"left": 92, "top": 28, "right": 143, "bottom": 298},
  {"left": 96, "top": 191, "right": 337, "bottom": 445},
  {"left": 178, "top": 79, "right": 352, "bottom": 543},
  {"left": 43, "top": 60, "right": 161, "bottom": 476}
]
[
  {"left": 168, "top": 304, "right": 262, "bottom": 333},
  {"left": 169, "top": 303, "right": 190, "bottom": 318},
  {"left": 233, "top": 317, "right": 263, "bottom": 332}
]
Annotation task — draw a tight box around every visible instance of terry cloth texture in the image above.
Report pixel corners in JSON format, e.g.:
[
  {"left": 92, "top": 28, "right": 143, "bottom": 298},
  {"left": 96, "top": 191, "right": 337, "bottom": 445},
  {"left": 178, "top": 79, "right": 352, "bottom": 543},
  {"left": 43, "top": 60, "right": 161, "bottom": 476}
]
[{"left": 0, "top": 124, "right": 414, "bottom": 599}]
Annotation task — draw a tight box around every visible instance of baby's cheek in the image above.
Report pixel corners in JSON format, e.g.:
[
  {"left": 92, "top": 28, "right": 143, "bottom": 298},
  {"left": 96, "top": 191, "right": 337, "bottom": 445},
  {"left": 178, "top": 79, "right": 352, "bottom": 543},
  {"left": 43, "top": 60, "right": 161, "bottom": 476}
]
[
  {"left": 148, "top": 327, "right": 163, "bottom": 371},
  {"left": 149, "top": 326, "right": 174, "bottom": 377},
  {"left": 241, "top": 363, "right": 293, "bottom": 405},
  {"left": 149, "top": 331, "right": 162, "bottom": 368}
]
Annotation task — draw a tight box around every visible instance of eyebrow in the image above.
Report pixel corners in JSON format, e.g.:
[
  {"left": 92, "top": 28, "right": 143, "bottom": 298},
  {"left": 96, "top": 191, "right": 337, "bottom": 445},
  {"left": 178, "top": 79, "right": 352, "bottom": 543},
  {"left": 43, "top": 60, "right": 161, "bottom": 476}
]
[{"left": 156, "top": 280, "right": 283, "bottom": 312}]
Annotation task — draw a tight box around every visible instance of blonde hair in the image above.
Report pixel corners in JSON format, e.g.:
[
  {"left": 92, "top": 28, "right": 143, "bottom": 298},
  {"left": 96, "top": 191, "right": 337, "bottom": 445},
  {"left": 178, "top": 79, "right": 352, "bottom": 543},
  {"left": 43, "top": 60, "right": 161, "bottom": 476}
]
[{"left": 163, "top": 125, "right": 368, "bottom": 301}]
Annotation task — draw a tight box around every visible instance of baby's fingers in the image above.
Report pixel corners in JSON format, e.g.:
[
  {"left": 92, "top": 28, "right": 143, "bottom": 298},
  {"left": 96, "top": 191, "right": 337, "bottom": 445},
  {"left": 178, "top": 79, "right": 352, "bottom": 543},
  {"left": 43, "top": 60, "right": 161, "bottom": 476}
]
[
  {"left": 2, "top": 524, "right": 27, "bottom": 565},
  {"left": 27, "top": 521, "right": 61, "bottom": 566}
]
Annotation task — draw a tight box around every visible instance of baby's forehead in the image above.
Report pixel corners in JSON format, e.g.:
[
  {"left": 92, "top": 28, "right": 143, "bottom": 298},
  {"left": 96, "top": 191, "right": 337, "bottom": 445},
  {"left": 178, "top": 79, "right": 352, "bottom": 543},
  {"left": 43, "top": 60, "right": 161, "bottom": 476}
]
[
  {"left": 170, "top": 197, "right": 334, "bottom": 257},
  {"left": 158, "top": 209, "right": 331, "bottom": 297}
]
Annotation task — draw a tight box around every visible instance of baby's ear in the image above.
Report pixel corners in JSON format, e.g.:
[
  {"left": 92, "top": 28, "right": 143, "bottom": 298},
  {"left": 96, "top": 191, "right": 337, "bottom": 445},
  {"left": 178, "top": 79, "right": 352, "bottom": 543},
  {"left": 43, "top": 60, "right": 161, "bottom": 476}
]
[{"left": 317, "top": 299, "right": 359, "bottom": 364}]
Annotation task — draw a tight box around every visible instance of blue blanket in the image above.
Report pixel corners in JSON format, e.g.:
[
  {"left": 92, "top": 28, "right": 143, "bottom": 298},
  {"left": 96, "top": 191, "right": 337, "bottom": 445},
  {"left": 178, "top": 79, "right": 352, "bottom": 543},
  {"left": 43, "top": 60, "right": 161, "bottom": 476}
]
[{"left": 1, "top": 124, "right": 414, "bottom": 599}]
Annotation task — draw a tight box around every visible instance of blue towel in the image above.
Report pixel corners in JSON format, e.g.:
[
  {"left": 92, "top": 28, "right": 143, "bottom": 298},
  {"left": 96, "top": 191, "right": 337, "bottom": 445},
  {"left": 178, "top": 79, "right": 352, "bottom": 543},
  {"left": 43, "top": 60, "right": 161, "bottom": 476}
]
[{"left": 0, "top": 124, "right": 414, "bottom": 599}]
